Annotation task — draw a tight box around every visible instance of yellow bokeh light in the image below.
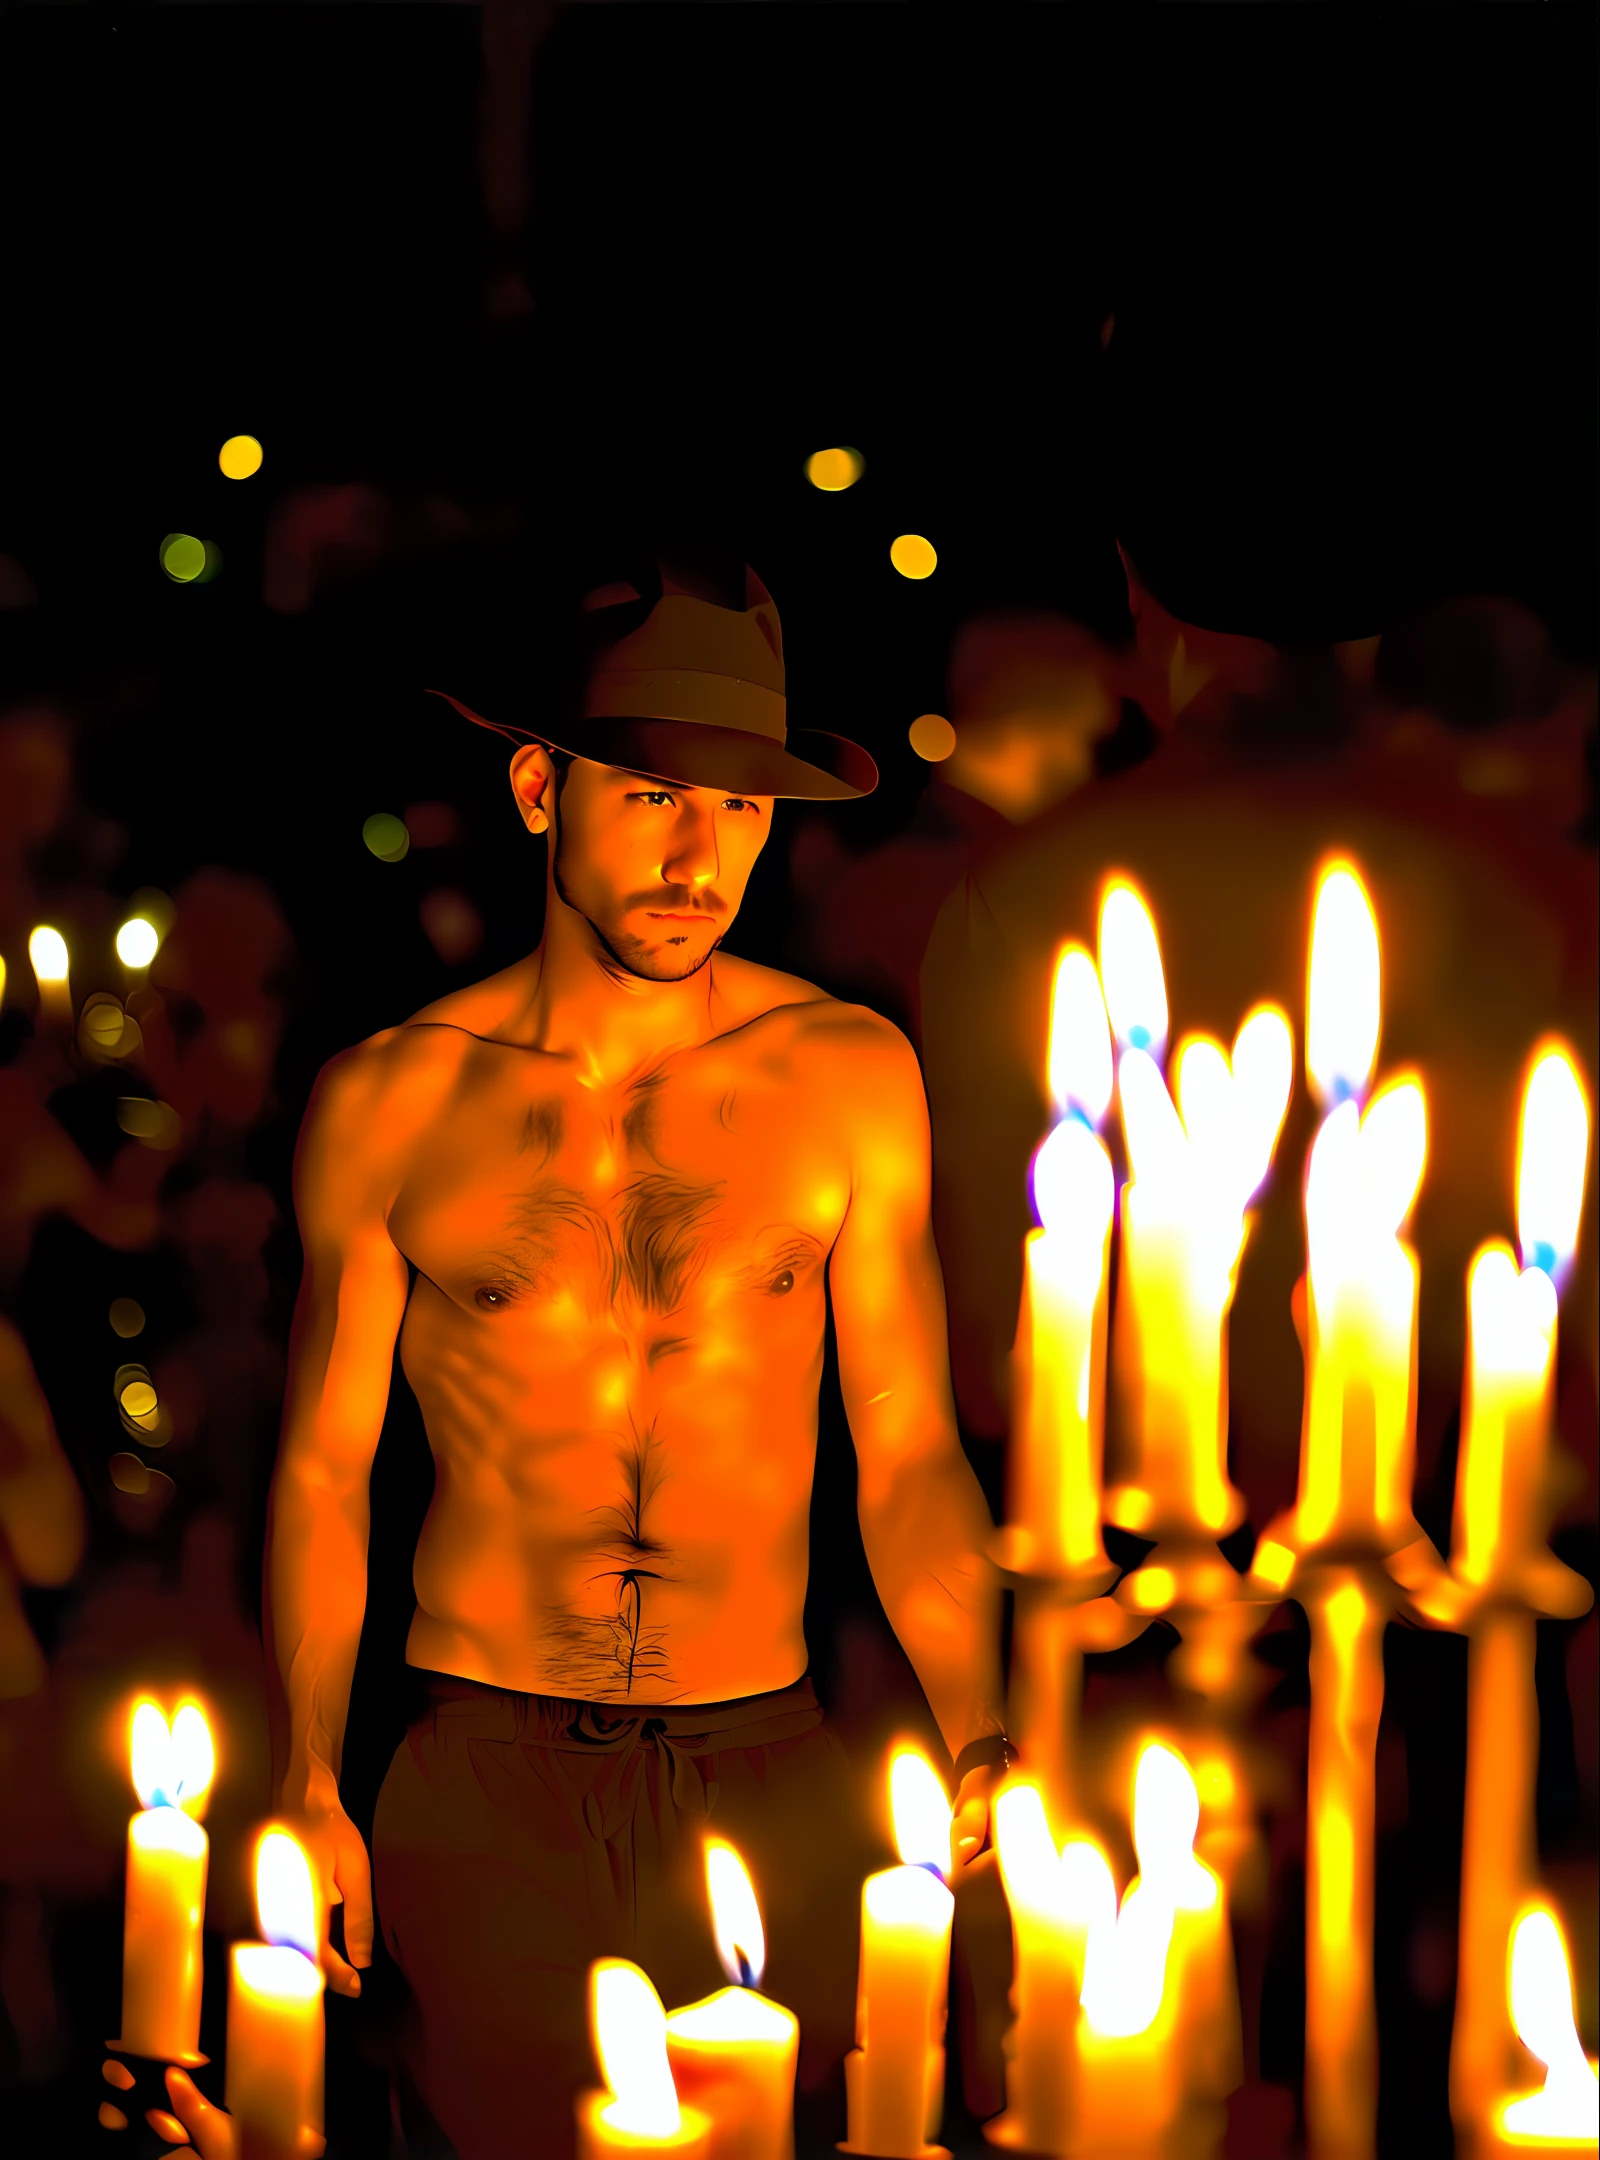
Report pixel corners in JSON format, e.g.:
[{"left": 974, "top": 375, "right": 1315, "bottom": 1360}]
[
  {"left": 908, "top": 712, "right": 957, "bottom": 762},
  {"left": 120, "top": 1380, "right": 159, "bottom": 1419},
  {"left": 219, "top": 434, "right": 264, "bottom": 480},
  {"left": 889, "top": 533, "right": 937, "bottom": 581},
  {"left": 115, "top": 917, "right": 160, "bottom": 968},
  {"left": 804, "top": 446, "right": 864, "bottom": 492},
  {"left": 28, "top": 925, "right": 70, "bottom": 984},
  {"left": 110, "top": 1298, "right": 146, "bottom": 1339}
]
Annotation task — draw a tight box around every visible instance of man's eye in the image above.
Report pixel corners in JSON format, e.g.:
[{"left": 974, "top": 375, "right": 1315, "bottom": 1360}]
[
  {"left": 722, "top": 798, "right": 757, "bottom": 814},
  {"left": 770, "top": 1269, "right": 795, "bottom": 1297},
  {"left": 633, "top": 791, "right": 676, "bottom": 807},
  {"left": 475, "top": 1286, "right": 511, "bottom": 1311}
]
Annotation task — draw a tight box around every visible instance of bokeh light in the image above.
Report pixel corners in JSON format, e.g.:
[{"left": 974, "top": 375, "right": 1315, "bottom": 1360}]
[
  {"left": 363, "top": 812, "right": 411, "bottom": 862},
  {"left": 218, "top": 434, "right": 264, "bottom": 480},
  {"left": 805, "top": 446, "right": 865, "bottom": 492},
  {"left": 109, "top": 1299, "right": 146, "bottom": 1339},
  {"left": 120, "top": 1379, "right": 159, "bottom": 1419},
  {"left": 908, "top": 713, "right": 957, "bottom": 762},
  {"left": 28, "top": 925, "right": 70, "bottom": 984},
  {"left": 115, "top": 917, "right": 160, "bottom": 967},
  {"left": 116, "top": 1097, "right": 182, "bottom": 1150},
  {"left": 109, "top": 1453, "right": 150, "bottom": 1497},
  {"left": 404, "top": 801, "right": 461, "bottom": 848},
  {"left": 420, "top": 888, "right": 484, "bottom": 963},
  {"left": 890, "top": 534, "right": 937, "bottom": 580},
  {"left": 160, "top": 534, "right": 209, "bottom": 584}
]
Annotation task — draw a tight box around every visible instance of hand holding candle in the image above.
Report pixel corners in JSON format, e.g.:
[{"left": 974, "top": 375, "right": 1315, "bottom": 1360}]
[
  {"left": 844, "top": 1750, "right": 954, "bottom": 2160},
  {"left": 665, "top": 1840, "right": 798, "bottom": 2160},
  {"left": 119, "top": 1698, "right": 214, "bottom": 2065},
  {"left": 581, "top": 1960, "right": 711, "bottom": 2160}
]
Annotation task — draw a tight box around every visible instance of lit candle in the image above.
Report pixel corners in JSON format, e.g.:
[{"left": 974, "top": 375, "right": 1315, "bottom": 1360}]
[
  {"left": 844, "top": 1750, "right": 954, "bottom": 2160},
  {"left": 1009, "top": 946, "right": 1115, "bottom": 1572},
  {"left": 1490, "top": 1907, "right": 1600, "bottom": 2151},
  {"left": 579, "top": 1960, "right": 711, "bottom": 2160},
  {"left": 28, "top": 922, "right": 73, "bottom": 1032},
  {"left": 226, "top": 1827, "right": 325, "bottom": 2160},
  {"left": 1450, "top": 1047, "right": 1592, "bottom": 2139},
  {"left": 665, "top": 1840, "right": 799, "bottom": 2160},
  {"left": 118, "top": 1699, "right": 214, "bottom": 2064},
  {"left": 1245, "top": 860, "right": 1428, "bottom": 2160},
  {"left": 1109, "top": 1007, "right": 1293, "bottom": 1542},
  {"left": 1071, "top": 1742, "right": 1237, "bottom": 2155},
  {"left": 991, "top": 1781, "right": 1115, "bottom": 2154}
]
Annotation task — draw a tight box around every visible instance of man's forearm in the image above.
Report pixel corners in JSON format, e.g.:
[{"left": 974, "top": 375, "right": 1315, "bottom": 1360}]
[
  {"left": 264, "top": 1460, "right": 371, "bottom": 1811},
  {"left": 858, "top": 1445, "right": 1005, "bottom": 1763}
]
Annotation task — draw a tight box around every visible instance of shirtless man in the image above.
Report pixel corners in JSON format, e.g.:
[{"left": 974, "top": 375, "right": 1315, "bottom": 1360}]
[{"left": 264, "top": 563, "right": 1005, "bottom": 2158}]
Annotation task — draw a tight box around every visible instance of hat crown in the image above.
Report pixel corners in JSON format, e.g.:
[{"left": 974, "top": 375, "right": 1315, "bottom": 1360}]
[{"left": 589, "top": 567, "right": 785, "bottom": 699}]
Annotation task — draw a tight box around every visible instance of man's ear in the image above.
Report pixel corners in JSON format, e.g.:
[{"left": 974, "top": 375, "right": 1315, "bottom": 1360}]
[{"left": 509, "top": 743, "right": 556, "bottom": 836}]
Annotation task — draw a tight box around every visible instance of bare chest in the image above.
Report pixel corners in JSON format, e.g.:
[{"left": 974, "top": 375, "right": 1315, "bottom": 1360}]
[{"left": 387, "top": 1046, "right": 849, "bottom": 1326}]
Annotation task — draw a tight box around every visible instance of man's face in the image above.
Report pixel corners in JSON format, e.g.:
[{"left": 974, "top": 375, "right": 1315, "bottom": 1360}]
[{"left": 551, "top": 759, "right": 774, "bottom": 982}]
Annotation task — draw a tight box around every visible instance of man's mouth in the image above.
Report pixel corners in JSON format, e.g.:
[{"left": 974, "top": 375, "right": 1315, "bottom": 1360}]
[{"left": 646, "top": 912, "right": 714, "bottom": 924}]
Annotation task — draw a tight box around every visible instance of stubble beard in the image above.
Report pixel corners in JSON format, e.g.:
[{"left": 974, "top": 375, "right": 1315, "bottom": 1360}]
[{"left": 552, "top": 849, "right": 726, "bottom": 984}]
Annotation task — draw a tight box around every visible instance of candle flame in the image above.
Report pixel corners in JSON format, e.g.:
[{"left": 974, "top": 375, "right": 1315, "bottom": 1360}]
[
  {"left": 889, "top": 1748, "right": 953, "bottom": 1878},
  {"left": 1130, "top": 1742, "right": 1217, "bottom": 1913},
  {"left": 994, "top": 1781, "right": 1116, "bottom": 1935},
  {"left": 1030, "top": 1116, "right": 1114, "bottom": 1278},
  {"left": 1099, "top": 881, "right": 1169, "bottom": 1064},
  {"left": 1229, "top": 1005, "right": 1295, "bottom": 1200},
  {"left": 1119, "top": 1047, "right": 1187, "bottom": 1190},
  {"left": 1175, "top": 1037, "right": 1232, "bottom": 1158},
  {"left": 1306, "top": 1081, "right": 1427, "bottom": 1279},
  {"left": 255, "top": 1828, "right": 318, "bottom": 1962},
  {"left": 1047, "top": 945, "right": 1114, "bottom": 1126},
  {"left": 1502, "top": 1907, "right": 1600, "bottom": 2140},
  {"left": 1517, "top": 1045, "right": 1590, "bottom": 1283},
  {"left": 116, "top": 917, "right": 161, "bottom": 968},
  {"left": 129, "top": 1699, "right": 215, "bottom": 1815},
  {"left": 1470, "top": 1243, "right": 1558, "bottom": 1381},
  {"left": 1307, "top": 862, "right": 1380, "bottom": 1108},
  {"left": 28, "top": 925, "right": 70, "bottom": 986},
  {"left": 705, "top": 1838, "right": 765, "bottom": 1990},
  {"left": 590, "top": 1959, "right": 682, "bottom": 2137}
]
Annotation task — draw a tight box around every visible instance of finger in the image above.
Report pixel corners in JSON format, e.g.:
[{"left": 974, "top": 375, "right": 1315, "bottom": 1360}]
[
  {"left": 167, "top": 2068, "right": 240, "bottom": 2160},
  {"left": 321, "top": 1937, "right": 363, "bottom": 1997},
  {"left": 951, "top": 1794, "right": 988, "bottom": 1862},
  {"left": 145, "top": 2105, "right": 191, "bottom": 2145},
  {"left": 333, "top": 1850, "right": 374, "bottom": 1968}
]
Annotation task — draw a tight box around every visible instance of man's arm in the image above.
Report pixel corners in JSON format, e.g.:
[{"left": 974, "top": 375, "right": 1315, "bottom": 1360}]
[
  {"left": 826, "top": 1014, "right": 1006, "bottom": 1854},
  {"left": 264, "top": 1042, "right": 412, "bottom": 1995}
]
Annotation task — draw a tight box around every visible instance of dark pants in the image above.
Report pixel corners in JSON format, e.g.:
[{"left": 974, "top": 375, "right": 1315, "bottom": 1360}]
[{"left": 373, "top": 1669, "right": 873, "bottom": 2159}]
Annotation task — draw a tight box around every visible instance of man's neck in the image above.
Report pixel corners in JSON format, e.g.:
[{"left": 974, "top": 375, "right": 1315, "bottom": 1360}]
[{"left": 516, "top": 894, "right": 726, "bottom": 1088}]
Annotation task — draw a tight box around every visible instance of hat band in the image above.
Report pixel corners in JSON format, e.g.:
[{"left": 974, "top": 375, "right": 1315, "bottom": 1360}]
[{"left": 584, "top": 668, "right": 787, "bottom": 743}]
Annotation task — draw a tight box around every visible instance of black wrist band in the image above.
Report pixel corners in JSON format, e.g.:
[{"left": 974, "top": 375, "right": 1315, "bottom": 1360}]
[{"left": 952, "top": 1732, "right": 1013, "bottom": 1786}]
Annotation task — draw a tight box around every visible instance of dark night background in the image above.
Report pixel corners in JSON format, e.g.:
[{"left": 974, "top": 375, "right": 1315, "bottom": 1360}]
[{"left": 0, "top": 5, "right": 1595, "bottom": 2157}]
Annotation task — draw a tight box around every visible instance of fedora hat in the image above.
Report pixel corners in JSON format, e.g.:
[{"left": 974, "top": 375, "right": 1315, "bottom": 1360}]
[{"left": 431, "top": 562, "right": 877, "bottom": 800}]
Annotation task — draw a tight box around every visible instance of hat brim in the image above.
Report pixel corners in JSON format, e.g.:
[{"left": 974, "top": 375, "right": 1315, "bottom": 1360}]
[{"left": 429, "top": 692, "right": 877, "bottom": 800}]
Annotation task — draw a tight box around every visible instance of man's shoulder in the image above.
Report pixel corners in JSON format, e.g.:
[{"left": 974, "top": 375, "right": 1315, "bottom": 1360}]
[
  {"left": 716, "top": 955, "right": 912, "bottom": 1065},
  {"left": 305, "top": 964, "right": 532, "bottom": 1141}
]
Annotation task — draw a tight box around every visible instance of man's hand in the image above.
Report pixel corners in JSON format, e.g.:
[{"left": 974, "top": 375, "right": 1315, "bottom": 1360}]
[
  {"left": 953, "top": 1760, "right": 1004, "bottom": 1868},
  {"left": 297, "top": 1790, "right": 374, "bottom": 1997}
]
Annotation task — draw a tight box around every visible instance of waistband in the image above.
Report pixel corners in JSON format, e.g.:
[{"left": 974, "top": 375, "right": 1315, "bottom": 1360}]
[{"left": 401, "top": 1664, "right": 824, "bottom": 1755}]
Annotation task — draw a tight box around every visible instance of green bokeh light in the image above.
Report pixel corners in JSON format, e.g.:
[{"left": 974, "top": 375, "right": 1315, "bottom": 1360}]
[
  {"left": 363, "top": 812, "right": 411, "bottom": 862},
  {"left": 160, "top": 533, "right": 208, "bottom": 583}
]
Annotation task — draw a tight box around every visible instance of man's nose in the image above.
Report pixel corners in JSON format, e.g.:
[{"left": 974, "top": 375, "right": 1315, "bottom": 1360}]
[{"left": 661, "top": 806, "right": 719, "bottom": 889}]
